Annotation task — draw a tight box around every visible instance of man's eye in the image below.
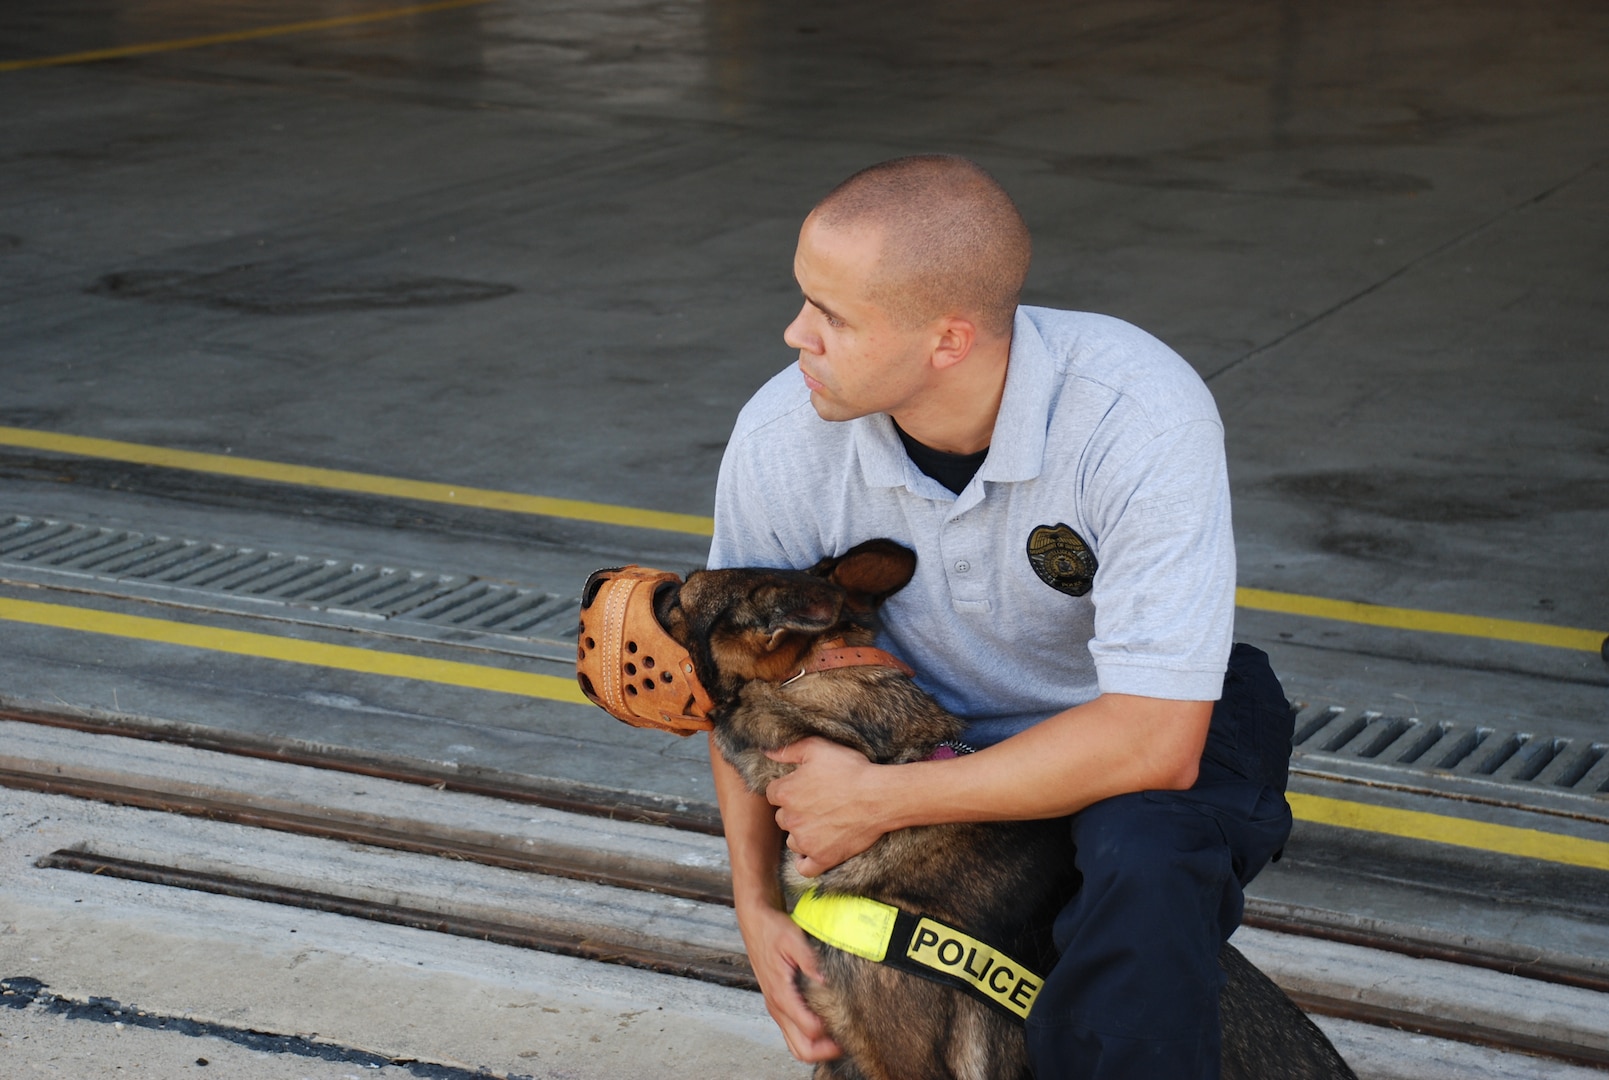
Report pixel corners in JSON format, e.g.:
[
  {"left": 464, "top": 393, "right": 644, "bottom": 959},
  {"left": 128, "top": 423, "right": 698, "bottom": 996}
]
[{"left": 825, "top": 315, "right": 844, "bottom": 328}]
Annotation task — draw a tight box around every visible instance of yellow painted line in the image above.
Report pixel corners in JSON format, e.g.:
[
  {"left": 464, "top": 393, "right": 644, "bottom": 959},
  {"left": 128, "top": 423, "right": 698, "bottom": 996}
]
[
  {"left": 0, "top": 596, "right": 590, "bottom": 707},
  {"left": 1289, "top": 792, "right": 1609, "bottom": 872},
  {"left": 0, "top": 0, "right": 497, "bottom": 74},
  {"left": 1237, "top": 586, "right": 1605, "bottom": 655},
  {"left": 0, "top": 425, "right": 713, "bottom": 537}
]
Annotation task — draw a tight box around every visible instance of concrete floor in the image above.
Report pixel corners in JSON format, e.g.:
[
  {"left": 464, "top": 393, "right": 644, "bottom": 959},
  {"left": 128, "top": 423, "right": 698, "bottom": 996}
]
[
  {"left": 2, "top": 1, "right": 1608, "bottom": 1075},
  {"left": 2, "top": 0, "right": 1606, "bottom": 728}
]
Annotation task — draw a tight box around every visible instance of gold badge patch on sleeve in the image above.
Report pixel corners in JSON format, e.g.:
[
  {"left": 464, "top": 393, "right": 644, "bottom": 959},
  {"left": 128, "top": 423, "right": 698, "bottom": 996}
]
[{"left": 1026, "top": 523, "right": 1098, "bottom": 597}]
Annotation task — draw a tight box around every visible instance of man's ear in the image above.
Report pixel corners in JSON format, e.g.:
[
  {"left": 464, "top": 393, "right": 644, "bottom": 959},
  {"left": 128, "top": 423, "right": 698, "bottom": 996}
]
[
  {"left": 930, "top": 315, "right": 978, "bottom": 372},
  {"left": 756, "top": 581, "right": 843, "bottom": 650},
  {"left": 809, "top": 539, "right": 917, "bottom": 611}
]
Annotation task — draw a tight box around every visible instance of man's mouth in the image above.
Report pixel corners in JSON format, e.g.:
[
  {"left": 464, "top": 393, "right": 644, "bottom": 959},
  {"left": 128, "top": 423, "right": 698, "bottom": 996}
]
[{"left": 799, "top": 365, "right": 825, "bottom": 393}]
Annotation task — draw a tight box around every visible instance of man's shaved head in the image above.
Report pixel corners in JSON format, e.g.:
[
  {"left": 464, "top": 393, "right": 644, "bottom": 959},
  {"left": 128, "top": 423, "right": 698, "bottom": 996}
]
[{"left": 810, "top": 155, "right": 1030, "bottom": 338}]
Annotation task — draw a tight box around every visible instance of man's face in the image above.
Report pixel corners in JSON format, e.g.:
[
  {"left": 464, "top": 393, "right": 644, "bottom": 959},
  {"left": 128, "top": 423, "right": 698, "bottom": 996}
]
[{"left": 783, "top": 215, "right": 935, "bottom": 423}]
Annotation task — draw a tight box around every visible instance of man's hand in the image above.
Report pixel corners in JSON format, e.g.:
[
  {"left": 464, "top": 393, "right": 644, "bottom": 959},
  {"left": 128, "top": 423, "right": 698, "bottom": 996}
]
[
  {"left": 737, "top": 902, "right": 842, "bottom": 1062},
  {"left": 765, "top": 737, "right": 888, "bottom": 876}
]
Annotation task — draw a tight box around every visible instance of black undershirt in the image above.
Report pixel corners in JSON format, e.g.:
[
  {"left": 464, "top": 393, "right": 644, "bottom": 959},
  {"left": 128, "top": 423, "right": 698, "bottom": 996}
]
[{"left": 893, "top": 420, "right": 989, "bottom": 495}]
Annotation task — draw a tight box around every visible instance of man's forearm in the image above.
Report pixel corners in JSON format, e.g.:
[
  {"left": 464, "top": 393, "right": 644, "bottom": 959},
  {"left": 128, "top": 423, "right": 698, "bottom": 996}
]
[
  {"left": 708, "top": 738, "right": 843, "bottom": 1062},
  {"left": 878, "top": 693, "right": 1213, "bottom": 830},
  {"left": 708, "top": 737, "right": 786, "bottom": 911},
  {"left": 762, "top": 692, "right": 1215, "bottom": 877}
]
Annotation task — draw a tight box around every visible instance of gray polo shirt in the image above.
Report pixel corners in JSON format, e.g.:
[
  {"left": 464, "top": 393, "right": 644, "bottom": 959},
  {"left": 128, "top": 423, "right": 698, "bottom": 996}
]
[{"left": 709, "top": 306, "right": 1235, "bottom": 748}]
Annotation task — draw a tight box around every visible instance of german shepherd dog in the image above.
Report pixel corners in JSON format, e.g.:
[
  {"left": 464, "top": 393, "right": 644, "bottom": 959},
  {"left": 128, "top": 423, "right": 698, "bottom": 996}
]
[{"left": 654, "top": 539, "right": 1355, "bottom": 1080}]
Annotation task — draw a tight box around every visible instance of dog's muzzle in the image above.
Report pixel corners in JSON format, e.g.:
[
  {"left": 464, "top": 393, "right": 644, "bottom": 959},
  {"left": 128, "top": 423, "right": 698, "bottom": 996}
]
[{"left": 576, "top": 566, "right": 714, "bottom": 737}]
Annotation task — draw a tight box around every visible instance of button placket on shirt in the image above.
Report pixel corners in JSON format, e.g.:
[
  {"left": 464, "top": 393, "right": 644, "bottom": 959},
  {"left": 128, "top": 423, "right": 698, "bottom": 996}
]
[{"left": 941, "top": 512, "right": 990, "bottom": 613}]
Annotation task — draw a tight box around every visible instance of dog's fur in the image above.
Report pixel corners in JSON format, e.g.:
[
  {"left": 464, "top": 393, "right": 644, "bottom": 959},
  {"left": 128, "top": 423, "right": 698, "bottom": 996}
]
[{"left": 656, "top": 539, "right": 1355, "bottom": 1080}]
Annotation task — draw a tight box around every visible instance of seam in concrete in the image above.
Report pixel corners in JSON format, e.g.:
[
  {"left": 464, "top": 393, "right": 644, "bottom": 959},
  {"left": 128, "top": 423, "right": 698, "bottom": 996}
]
[{"left": 1204, "top": 155, "right": 1608, "bottom": 384}]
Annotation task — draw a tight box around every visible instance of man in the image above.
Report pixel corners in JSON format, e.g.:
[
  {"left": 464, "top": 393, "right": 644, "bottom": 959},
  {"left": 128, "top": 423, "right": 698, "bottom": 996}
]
[{"left": 707, "top": 155, "right": 1293, "bottom": 1079}]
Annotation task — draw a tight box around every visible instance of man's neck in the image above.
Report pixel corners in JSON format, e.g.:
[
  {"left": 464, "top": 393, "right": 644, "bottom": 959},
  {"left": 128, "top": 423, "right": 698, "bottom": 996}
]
[{"left": 888, "top": 335, "right": 1011, "bottom": 455}]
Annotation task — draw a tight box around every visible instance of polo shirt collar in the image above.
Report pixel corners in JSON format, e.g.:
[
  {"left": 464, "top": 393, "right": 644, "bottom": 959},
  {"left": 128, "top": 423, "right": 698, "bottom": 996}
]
[
  {"left": 853, "top": 307, "right": 1052, "bottom": 492},
  {"left": 853, "top": 414, "right": 913, "bottom": 490},
  {"left": 977, "top": 308, "right": 1052, "bottom": 484}
]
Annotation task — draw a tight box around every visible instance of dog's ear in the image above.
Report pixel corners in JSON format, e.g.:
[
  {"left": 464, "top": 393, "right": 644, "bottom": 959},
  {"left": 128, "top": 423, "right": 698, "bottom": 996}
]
[
  {"left": 755, "top": 580, "right": 843, "bottom": 650},
  {"left": 809, "top": 539, "right": 917, "bottom": 611}
]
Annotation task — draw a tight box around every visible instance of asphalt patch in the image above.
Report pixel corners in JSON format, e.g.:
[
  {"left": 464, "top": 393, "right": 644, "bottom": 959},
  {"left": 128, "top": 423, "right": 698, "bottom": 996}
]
[{"left": 88, "top": 265, "right": 516, "bottom": 315}]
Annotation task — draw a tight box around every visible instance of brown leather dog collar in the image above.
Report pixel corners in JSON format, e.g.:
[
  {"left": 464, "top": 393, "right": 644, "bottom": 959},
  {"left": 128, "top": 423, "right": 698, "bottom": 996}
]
[{"left": 784, "top": 640, "right": 916, "bottom": 685}]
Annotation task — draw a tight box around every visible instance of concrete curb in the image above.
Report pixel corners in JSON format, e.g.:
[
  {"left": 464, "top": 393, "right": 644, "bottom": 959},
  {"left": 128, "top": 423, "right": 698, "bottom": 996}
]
[{"left": 5, "top": 719, "right": 1609, "bottom": 1078}]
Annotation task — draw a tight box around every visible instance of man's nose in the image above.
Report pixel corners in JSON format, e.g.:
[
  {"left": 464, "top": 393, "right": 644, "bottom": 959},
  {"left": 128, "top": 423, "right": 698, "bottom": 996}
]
[{"left": 784, "top": 303, "right": 820, "bottom": 352}]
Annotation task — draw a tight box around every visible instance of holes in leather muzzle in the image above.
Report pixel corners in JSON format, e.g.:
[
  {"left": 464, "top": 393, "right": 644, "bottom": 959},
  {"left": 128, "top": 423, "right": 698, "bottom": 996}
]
[{"left": 623, "top": 644, "right": 671, "bottom": 695}]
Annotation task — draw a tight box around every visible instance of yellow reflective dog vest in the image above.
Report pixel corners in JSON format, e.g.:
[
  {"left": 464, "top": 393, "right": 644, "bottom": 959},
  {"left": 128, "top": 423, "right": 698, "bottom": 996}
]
[{"left": 790, "top": 887, "right": 1045, "bottom": 1021}]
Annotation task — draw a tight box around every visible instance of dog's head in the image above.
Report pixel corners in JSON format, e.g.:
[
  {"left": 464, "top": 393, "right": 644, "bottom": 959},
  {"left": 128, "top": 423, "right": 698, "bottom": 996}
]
[
  {"left": 656, "top": 539, "right": 917, "bottom": 707},
  {"left": 577, "top": 540, "right": 917, "bottom": 734}
]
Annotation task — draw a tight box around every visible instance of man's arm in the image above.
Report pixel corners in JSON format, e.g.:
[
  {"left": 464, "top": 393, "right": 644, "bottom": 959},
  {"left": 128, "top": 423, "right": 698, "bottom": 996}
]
[
  {"left": 765, "top": 692, "right": 1211, "bottom": 876},
  {"left": 708, "top": 740, "right": 842, "bottom": 1062}
]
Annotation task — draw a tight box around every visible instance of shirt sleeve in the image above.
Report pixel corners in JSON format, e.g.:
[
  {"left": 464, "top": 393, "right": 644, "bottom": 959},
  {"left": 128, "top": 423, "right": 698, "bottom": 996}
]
[{"left": 1082, "top": 418, "right": 1236, "bottom": 701}]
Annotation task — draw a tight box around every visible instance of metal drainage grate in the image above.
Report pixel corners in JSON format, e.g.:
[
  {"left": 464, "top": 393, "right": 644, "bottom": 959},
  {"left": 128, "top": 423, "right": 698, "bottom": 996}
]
[
  {"left": 1291, "top": 703, "right": 1609, "bottom": 797},
  {"left": 0, "top": 515, "right": 578, "bottom": 640}
]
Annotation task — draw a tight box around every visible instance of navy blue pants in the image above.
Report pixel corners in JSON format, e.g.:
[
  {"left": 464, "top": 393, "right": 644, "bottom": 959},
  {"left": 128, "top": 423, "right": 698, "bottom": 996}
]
[{"left": 1024, "top": 643, "right": 1295, "bottom": 1080}]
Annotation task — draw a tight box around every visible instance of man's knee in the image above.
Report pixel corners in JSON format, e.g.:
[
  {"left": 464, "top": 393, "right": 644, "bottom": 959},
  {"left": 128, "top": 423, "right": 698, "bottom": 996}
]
[
  {"left": 1203, "top": 643, "right": 1295, "bottom": 792},
  {"left": 1072, "top": 792, "right": 1232, "bottom": 894}
]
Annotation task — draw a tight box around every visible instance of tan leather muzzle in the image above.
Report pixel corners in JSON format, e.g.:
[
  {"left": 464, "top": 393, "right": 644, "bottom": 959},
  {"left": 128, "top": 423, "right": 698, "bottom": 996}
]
[{"left": 576, "top": 566, "right": 715, "bottom": 737}]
